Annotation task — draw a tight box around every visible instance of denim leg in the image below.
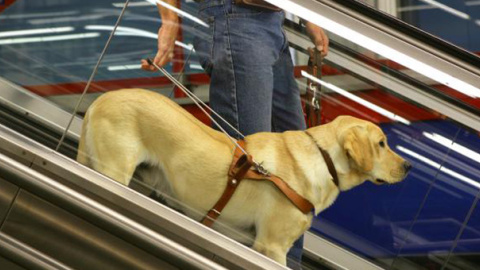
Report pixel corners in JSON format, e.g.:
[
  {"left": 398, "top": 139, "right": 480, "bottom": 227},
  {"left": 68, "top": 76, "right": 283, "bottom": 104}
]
[
  {"left": 272, "top": 46, "right": 307, "bottom": 132},
  {"left": 207, "top": 7, "right": 286, "bottom": 137},
  {"left": 287, "top": 235, "right": 304, "bottom": 270}
]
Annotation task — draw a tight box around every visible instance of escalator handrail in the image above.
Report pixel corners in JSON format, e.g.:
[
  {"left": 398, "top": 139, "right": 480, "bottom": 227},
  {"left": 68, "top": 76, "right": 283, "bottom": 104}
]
[{"left": 332, "top": 0, "right": 480, "bottom": 70}]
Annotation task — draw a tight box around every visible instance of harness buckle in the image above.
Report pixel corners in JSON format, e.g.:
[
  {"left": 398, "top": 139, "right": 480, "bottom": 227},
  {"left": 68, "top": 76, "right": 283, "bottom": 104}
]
[{"left": 254, "top": 161, "right": 270, "bottom": 176}]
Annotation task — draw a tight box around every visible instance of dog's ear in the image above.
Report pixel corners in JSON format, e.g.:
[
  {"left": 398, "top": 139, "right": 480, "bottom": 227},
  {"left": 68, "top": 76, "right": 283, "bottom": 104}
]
[{"left": 343, "top": 126, "right": 373, "bottom": 172}]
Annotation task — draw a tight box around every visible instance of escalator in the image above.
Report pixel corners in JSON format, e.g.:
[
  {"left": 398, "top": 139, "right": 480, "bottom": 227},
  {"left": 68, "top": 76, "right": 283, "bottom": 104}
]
[
  {"left": 0, "top": 82, "right": 288, "bottom": 269},
  {"left": 1, "top": 0, "right": 480, "bottom": 269}
]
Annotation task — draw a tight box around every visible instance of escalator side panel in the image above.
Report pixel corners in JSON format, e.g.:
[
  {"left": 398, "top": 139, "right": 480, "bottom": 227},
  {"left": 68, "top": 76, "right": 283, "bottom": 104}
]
[
  {"left": 0, "top": 256, "right": 25, "bottom": 270},
  {"left": 1, "top": 190, "right": 177, "bottom": 270},
  {"left": 0, "top": 177, "right": 18, "bottom": 226}
]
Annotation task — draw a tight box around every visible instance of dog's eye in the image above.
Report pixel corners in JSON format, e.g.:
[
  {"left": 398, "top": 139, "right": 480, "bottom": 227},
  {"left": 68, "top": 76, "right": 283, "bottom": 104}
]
[{"left": 379, "top": 141, "right": 385, "bottom": 148}]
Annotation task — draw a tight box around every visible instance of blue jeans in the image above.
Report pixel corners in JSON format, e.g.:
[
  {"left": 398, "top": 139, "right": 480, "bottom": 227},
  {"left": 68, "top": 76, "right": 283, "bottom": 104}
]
[{"left": 193, "top": 0, "right": 306, "bottom": 267}]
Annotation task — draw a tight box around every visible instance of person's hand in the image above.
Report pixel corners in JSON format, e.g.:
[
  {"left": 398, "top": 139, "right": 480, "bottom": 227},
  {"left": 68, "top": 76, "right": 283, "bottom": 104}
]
[
  {"left": 305, "top": 21, "right": 329, "bottom": 57},
  {"left": 141, "top": 21, "right": 179, "bottom": 71}
]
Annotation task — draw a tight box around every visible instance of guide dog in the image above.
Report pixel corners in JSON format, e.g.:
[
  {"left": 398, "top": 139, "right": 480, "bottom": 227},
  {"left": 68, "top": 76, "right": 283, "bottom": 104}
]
[{"left": 77, "top": 88, "right": 410, "bottom": 265}]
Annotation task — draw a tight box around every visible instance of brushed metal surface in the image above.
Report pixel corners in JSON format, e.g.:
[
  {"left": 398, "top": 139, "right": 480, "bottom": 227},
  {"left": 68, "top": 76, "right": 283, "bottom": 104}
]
[
  {"left": 0, "top": 232, "right": 72, "bottom": 270},
  {"left": 0, "top": 177, "right": 18, "bottom": 226},
  {"left": 0, "top": 255, "right": 25, "bottom": 270},
  {"left": 2, "top": 190, "right": 178, "bottom": 270},
  {"left": 0, "top": 77, "right": 81, "bottom": 139}
]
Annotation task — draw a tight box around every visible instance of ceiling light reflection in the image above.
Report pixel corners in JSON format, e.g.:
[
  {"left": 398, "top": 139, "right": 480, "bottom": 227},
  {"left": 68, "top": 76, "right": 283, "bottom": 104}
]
[
  {"left": 146, "top": 0, "right": 208, "bottom": 28},
  {"left": 0, "top": 33, "right": 100, "bottom": 45},
  {"left": 85, "top": 25, "right": 194, "bottom": 51},
  {"left": 301, "top": 71, "right": 411, "bottom": 125},
  {"left": 112, "top": 1, "right": 151, "bottom": 8},
  {"left": 189, "top": 64, "right": 204, "bottom": 70},
  {"left": 423, "top": 132, "right": 480, "bottom": 164},
  {"left": 419, "top": 0, "right": 470, "bottom": 19},
  {"left": 0, "top": 27, "right": 74, "bottom": 38},
  {"left": 108, "top": 64, "right": 142, "bottom": 71},
  {"left": 397, "top": 145, "right": 480, "bottom": 189}
]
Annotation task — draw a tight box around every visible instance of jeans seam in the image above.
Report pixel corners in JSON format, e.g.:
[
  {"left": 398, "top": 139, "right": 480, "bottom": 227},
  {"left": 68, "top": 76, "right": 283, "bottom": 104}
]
[
  {"left": 225, "top": 16, "right": 240, "bottom": 137},
  {"left": 209, "top": 17, "right": 216, "bottom": 69}
]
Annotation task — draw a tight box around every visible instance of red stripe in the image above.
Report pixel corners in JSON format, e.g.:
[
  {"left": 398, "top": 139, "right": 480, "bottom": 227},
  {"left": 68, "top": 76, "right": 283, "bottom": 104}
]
[
  {"left": 24, "top": 73, "right": 210, "bottom": 96},
  {"left": 0, "top": 0, "right": 17, "bottom": 13}
]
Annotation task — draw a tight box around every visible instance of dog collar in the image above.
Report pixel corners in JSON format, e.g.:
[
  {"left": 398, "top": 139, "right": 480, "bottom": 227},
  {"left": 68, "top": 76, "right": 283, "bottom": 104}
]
[{"left": 305, "top": 131, "right": 340, "bottom": 188}]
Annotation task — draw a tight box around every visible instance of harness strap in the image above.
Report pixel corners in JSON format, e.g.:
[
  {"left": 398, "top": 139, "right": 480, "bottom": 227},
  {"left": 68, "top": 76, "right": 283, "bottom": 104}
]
[
  {"left": 201, "top": 146, "right": 254, "bottom": 227},
  {"left": 201, "top": 140, "right": 314, "bottom": 227}
]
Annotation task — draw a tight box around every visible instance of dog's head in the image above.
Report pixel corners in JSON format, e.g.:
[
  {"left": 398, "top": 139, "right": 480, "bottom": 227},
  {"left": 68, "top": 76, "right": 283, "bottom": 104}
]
[{"left": 335, "top": 116, "right": 410, "bottom": 188}]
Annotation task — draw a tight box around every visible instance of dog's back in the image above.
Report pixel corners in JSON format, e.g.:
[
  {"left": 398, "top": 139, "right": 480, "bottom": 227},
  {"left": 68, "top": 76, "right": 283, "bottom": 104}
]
[{"left": 76, "top": 88, "right": 234, "bottom": 188}]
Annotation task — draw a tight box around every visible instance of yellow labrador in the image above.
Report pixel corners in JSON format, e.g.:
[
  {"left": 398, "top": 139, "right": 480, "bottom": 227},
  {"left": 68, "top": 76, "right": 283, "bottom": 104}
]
[{"left": 77, "top": 88, "right": 410, "bottom": 265}]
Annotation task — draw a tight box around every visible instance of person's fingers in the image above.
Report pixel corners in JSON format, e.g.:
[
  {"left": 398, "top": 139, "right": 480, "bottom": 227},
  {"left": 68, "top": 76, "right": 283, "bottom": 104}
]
[
  {"left": 141, "top": 59, "right": 155, "bottom": 71},
  {"left": 154, "top": 49, "right": 172, "bottom": 67},
  {"left": 315, "top": 39, "right": 324, "bottom": 54},
  {"left": 141, "top": 24, "right": 178, "bottom": 72},
  {"left": 313, "top": 30, "right": 329, "bottom": 57},
  {"left": 321, "top": 32, "right": 329, "bottom": 57}
]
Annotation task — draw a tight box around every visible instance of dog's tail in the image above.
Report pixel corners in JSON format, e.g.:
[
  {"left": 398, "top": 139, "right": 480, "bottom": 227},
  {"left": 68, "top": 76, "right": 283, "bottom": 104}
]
[{"left": 76, "top": 108, "right": 91, "bottom": 167}]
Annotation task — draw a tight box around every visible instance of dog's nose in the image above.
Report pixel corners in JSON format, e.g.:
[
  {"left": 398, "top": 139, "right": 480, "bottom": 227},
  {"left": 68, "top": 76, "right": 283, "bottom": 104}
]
[{"left": 403, "top": 161, "right": 412, "bottom": 172}]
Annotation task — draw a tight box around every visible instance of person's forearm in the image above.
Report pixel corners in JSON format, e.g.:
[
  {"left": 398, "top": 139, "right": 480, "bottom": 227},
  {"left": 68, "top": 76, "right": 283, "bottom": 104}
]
[
  {"left": 157, "top": 0, "right": 179, "bottom": 24},
  {"left": 141, "top": 0, "right": 180, "bottom": 70}
]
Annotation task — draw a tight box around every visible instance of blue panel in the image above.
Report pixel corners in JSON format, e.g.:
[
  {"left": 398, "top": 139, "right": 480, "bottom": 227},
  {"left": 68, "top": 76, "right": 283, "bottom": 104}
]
[{"left": 400, "top": 0, "right": 480, "bottom": 52}]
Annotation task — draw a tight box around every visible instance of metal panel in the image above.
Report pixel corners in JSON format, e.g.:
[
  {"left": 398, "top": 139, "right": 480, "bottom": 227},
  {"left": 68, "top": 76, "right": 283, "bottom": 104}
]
[
  {"left": 304, "top": 232, "right": 383, "bottom": 270},
  {"left": 0, "top": 255, "right": 25, "bottom": 270},
  {"left": 0, "top": 135, "right": 36, "bottom": 166},
  {"left": 0, "top": 233, "right": 72, "bottom": 270},
  {"left": 0, "top": 154, "right": 231, "bottom": 270},
  {"left": 0, "top": 177, "right": 18, "bottom": 225},
  {"left": 0, "top": 77, "right": 81, "bottom": 140},
  {"left": 2, "top": 190, "right": 182, "bottom": 270}
]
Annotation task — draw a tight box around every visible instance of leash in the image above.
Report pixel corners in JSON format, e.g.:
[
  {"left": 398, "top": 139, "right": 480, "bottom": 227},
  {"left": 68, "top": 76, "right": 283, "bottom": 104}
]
[
  {"left": 305, "top": 48, "right": 324, "bottom": 127},
  {"left": 56, "top": 0, "right": 131, "bottom": 151},
  {"left": 304, "top": 52, "right": 340, "bottom": 187},
  {"left": 168, "top": 47, "right": 194, "bottom": 99}
]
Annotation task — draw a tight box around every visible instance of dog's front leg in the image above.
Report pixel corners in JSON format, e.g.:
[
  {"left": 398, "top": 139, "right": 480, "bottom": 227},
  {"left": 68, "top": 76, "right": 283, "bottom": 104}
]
[
  {"left": 252, "top": 241, "right": 289, "bottom": 265},
  {"left": 252, "top": 208, "right": 312, "bottom": 265}
]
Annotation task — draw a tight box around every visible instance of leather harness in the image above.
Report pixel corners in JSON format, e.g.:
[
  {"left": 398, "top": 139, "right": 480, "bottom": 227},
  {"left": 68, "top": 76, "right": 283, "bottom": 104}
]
[{"left": 201, "top": 134, "right": 339, "bottom": 227}]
